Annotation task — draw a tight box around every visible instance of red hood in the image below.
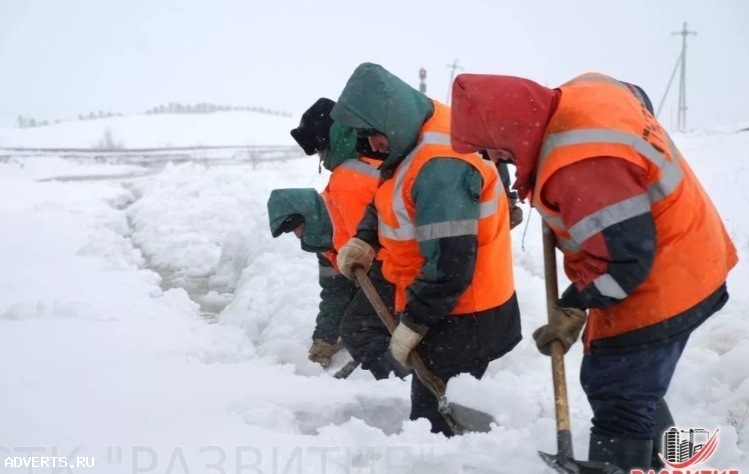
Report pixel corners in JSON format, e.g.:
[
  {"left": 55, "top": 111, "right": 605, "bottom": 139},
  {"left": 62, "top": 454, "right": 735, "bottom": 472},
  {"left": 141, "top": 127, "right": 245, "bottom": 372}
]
[{"left": 450, "top": 74, "right": 559, "bottom": 200}]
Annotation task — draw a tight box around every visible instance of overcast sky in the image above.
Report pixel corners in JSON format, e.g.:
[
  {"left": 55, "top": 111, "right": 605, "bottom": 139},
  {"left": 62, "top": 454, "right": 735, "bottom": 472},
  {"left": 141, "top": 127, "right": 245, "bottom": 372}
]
[{"left": 1, "top": 0, "right": 747, "bottom": 130}]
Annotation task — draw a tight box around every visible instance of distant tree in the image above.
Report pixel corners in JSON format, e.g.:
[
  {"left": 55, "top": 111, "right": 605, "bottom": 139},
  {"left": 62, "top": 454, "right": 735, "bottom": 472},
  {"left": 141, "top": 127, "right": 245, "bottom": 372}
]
[{"left": 95, "top": 127, "right": 123, "bottom": 150}]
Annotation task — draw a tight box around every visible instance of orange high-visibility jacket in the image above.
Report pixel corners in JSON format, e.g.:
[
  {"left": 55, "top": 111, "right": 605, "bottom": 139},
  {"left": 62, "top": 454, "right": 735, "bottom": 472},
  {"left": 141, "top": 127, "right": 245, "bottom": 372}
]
[
  {"left": 323, "top": 156, "right": 385, "bottom": 271},
  {"left": 532, "top": 73, "right": 738, "bottom": 344},
  {"left": 318, "top": 189, "right": 339, "bottom": 270},
  {"left": 325, "top": 156, "right": 382, "bottom": 252},
  {"left": 375, "top": 101, "right": 515, "bottom": 314}
]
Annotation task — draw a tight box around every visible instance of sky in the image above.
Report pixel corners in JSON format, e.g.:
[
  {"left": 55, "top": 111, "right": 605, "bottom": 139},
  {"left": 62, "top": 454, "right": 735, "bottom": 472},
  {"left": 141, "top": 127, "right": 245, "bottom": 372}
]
[
  {"left": 0, "top": 114, "right": 747, "bottom": 472},
  {"left": 1, "top": 0, "right": 748, "bottom": 130}
]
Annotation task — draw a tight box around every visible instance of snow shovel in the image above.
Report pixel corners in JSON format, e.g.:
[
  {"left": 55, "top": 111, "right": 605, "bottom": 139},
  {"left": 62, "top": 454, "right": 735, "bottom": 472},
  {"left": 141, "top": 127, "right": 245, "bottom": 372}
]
[
  {"left": 333, "top": 360, "right": 359, "bottom": 379},
  {"left": 353, "top": 267, "right": 495, "bottom": 436},
  {"left": 538, "top": 223, "right": 624, "bottom": 474}
]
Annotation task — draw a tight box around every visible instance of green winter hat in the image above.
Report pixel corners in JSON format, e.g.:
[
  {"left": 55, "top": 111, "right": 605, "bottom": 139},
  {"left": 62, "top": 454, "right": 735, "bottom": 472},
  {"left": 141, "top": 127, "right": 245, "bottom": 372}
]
[
  {"left": 331, "top": 62, "right": 433, "bottom": 172},
  {"left": 325, "top": 122, "right": 359, "bottom": 170},
  {"left": 267, "top": 188, "right": 333, "bottom": 253}
]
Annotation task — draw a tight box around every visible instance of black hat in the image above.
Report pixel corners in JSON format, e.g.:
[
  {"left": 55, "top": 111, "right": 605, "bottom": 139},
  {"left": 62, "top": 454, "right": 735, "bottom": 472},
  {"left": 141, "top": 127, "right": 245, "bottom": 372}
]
[{"left": 290, "top": 98, "right": 335, "bottom": 155}]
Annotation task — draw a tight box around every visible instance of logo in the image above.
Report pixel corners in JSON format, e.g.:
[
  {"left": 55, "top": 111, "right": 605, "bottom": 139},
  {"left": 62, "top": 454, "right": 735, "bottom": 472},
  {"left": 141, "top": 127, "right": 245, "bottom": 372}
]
[{"left": 631, "top": 426, "right": 741, "bottom": 474}]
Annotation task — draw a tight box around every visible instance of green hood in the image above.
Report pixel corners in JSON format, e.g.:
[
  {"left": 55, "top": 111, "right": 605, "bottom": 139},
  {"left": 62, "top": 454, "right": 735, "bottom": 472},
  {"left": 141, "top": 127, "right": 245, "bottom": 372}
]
[
  {"left": 331, "top": 62, "right": 433, "bottom": 175},
  {"left": 266, "top": 188, "right": 333, "bottom": 253},
  {"left": 325, "top": 122, "right": 359, "bottom": 170}
]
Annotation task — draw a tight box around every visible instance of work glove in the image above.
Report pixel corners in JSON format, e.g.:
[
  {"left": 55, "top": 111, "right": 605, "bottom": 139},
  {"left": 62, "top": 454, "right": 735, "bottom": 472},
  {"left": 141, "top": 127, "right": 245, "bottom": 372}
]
[
  {"left": 336, "top": 237, "right": 375, "bottom": 280},
  {"left": 532, "top": 305, "right": 587, "bottom": 356},
  {"left": 308, "top": 338, "right": 344, "bottom": 368},
  {"left": 388, "top": 316, "right": 428, "bottom": 369},
  {"left": 509, "top": 197, "right": 523, "bottom": 229}
]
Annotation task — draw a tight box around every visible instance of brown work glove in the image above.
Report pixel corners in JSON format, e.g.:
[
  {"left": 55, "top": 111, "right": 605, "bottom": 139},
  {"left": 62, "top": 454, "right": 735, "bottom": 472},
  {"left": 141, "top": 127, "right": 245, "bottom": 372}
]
[
  {"left": 336, "top": 237, "right": 375, "bottom": 280},
  {"left": 509, "top": 197, "right": 523, "bottom": 229},
  {"left": 532, "top": 305, "right": 587, "bottom": 356},
  {"left": 308, "top": 339, "right": 345, "bottom": 368}
]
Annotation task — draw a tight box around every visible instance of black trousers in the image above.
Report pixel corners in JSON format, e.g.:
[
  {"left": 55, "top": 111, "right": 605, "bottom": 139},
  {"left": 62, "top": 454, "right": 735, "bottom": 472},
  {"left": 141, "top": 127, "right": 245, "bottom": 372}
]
[
  {"left": 581, "top": 334, "right": 688, "bottom": 439},
  {"left": 339, "top": 262, "right": 396, "bottom": 379}
]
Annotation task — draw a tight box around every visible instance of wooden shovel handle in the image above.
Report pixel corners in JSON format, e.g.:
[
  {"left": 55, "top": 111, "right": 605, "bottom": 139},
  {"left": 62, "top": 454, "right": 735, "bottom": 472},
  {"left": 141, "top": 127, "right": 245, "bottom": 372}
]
[
  {"left": 352, "top": 267, "right": 447, "bottom": 399},
  {"left": 542, "top": 223, "right": 574, "bottom": 450}
]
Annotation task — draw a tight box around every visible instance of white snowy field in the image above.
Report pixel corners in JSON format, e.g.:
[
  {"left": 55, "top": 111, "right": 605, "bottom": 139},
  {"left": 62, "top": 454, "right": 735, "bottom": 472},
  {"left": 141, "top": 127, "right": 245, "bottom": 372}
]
[
  {"left": 0, "top": 111, "right": 297, "bottom": 149},
  {"left": 0, "top": 120, "right": 748, "bottom": 473}
]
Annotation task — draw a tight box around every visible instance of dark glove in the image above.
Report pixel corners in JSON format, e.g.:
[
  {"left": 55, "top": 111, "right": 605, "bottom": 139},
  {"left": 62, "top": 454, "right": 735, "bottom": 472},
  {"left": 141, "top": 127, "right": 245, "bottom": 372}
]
[
  {"left": 532, "top": 305, "right": 587, "bottom": 356},
  {"left": 308, "top": 339, "right": 344, "bottom": 368},
  {"left": 509, "top": 197, "right": 523, "bottom": 229}
]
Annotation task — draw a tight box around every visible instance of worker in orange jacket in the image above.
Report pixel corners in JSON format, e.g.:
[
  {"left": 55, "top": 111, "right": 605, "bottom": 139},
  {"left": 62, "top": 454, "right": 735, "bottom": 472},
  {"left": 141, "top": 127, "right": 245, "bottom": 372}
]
[
  {"left": 449, "top": 71, "right": 738, "bottom": 471},
  {"left": 285, "top": 98, "right": 403, "bottom": 379},
  {"left": 332, "top": 63, "right": 522, "bottom": 435}
]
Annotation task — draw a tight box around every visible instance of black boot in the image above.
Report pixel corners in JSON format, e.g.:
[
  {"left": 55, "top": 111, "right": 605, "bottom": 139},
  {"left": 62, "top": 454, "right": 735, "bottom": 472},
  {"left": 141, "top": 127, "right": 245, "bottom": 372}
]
[
  {"left": 589, "top": 434, "right": 654, "bottom": 472},
  {"left": 652, "top": 399, "right": 675, "bottom": 469}
]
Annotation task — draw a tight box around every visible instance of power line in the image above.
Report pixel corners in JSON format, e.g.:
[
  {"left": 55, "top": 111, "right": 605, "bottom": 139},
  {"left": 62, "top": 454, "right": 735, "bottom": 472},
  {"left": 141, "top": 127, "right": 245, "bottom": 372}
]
[
  {"left": 445, "top": 58, "right": 463, "bottom": 105},
  {"left": 672, "top": 22, "right": 697, "bottom": 131},
  {"left": 656, "top": 50, "right": 683, "bottom": 120},
  {"left": 657, "top": 23, "right": 698, "bottom": 131}
]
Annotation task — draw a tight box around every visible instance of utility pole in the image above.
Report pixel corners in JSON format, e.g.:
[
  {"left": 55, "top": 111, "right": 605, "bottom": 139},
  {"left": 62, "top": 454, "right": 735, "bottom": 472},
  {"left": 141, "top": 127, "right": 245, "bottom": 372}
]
[
  {"left": 445, "top": 58, "right": 463, "bottom": 105},
  {"left": 672, "top": 22, "right": 697, "bottom": 131}
]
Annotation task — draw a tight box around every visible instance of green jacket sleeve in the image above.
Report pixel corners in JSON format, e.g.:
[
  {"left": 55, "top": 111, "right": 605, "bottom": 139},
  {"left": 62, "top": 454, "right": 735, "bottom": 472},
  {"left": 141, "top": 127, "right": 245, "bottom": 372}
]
[
  {"left": 354, "top": 200, "right": 380, "bottom": 248},
  {"left": 402, "top": 157, "right": 482, "bottom": 328},
  {"left": 313, "top": 253, "right": 358, "bottom": 342}
]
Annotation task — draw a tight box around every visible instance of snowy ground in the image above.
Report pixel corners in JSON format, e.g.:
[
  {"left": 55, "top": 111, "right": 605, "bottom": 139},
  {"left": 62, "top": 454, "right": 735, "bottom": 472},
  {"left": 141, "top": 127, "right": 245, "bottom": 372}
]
[
  {"left": 0, "top": 120, "right": 748, "bottom": 473},
  {"left": 0, "top": 111, "right": 297, "bottom": 149}
]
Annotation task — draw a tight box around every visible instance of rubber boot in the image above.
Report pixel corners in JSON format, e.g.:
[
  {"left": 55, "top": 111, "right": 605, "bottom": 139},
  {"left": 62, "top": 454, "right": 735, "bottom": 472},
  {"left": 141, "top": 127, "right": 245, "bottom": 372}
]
[
  {"left": 652, "top": 399, "right": 675, "bottom": 469},
  {"left": 589, "top": 434, "right": 654, "bottom": 472}
]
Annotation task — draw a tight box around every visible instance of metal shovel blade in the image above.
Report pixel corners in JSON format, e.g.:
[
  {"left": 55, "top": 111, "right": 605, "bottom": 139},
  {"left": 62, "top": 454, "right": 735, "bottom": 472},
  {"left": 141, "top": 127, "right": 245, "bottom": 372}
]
[
  {"left": 439, "top": 399, "right": 495, "bottom": 435},
  {"left": 538, "top": 451, "right": 624, "bottom": 474},
  {"left": 353, "top": 267, "right": 497, "bottom": 437}
]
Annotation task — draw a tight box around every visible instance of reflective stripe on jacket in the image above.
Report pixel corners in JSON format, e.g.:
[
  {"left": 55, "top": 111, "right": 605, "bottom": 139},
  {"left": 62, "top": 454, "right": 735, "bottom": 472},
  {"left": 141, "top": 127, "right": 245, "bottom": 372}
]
[
  {"left": 532, "top": 73, "right": 738, "bottom": 346},
  {"left": 375, "top": 101, "right": 515, "bottom": 314}
]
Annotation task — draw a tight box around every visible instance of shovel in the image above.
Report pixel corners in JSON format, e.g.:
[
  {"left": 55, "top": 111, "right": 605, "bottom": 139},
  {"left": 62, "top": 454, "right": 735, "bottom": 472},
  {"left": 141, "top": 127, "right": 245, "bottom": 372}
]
[
  {"left": 538, "top": 224, "right": 624, "bottom": 474},
  {"left": 333, "top": 360, "right": 359, "bottom": 379},
  {"left": 353, "top": 267, "right": 496, "bottom": 436}
]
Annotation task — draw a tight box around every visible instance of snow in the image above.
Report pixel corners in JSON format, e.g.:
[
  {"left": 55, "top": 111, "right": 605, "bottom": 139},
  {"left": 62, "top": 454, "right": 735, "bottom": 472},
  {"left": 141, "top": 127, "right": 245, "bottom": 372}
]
[
  {"left": 0, "top": 119, "right": 747, "bottom": 473},
  {"left": 0, "top": 111, "right": 297, "bottom": 149}
]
